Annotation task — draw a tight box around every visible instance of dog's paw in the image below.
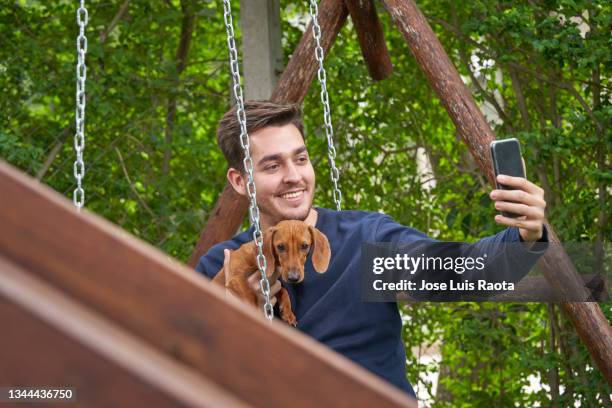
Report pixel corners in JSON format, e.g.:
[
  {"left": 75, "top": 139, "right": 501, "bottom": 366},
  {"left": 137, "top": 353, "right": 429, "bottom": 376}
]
[
  {"left": 280, "top": 308, "right": 298, "bottom": 327},
  {"left": 284, "top": 315, "right": 298, "bottom": 327}
]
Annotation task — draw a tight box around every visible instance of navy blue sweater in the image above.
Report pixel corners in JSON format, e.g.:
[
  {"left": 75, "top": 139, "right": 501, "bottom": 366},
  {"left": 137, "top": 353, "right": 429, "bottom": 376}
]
[{"left": 196, "top": 207, "right": 547, "bottom": 397}]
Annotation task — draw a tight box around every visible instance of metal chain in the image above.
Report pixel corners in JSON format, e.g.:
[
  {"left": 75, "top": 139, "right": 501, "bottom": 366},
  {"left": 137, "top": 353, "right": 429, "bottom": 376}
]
[
  {"left": 73, "top": 1, "right": 88, "bottom": 210},
  {"left": 222, "top": 0, "right": 274, "bottom": 321},
  {"left": 308, "top": 0, "right": 342, "bottom": 211}
]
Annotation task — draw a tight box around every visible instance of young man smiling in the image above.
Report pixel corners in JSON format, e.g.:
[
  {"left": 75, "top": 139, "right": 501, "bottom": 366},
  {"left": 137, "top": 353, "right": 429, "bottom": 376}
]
[{"left": 196, "top": 100, "right": 548, "bottom": 398}]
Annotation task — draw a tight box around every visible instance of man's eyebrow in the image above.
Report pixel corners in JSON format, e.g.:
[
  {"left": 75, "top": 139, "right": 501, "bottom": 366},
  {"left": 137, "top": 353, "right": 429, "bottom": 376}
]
[{"left": 257, "top": 146, "right": 308, "bottom": 166}]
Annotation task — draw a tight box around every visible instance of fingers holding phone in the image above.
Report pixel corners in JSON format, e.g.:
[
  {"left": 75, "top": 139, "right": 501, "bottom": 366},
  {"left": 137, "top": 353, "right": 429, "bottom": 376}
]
[{"left": 490, "top": 139, "right": 546, "bottom": 242}]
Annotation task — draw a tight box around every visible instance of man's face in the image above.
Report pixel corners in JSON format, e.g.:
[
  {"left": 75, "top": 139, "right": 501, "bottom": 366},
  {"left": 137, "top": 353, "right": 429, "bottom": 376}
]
[{"left": 231, "top": 124, "right": 315, "bottom": 228}]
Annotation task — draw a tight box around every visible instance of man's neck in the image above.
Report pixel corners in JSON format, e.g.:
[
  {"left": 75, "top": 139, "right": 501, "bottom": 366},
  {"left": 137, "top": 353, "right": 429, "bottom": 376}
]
[{"left": 304, "top": 207, "right": 318, "bottom": 227}]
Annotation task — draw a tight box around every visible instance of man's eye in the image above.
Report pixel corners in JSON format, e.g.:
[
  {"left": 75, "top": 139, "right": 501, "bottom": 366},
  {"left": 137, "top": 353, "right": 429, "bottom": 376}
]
[
  {"left": 298, "top": 156, "right": 308, "bottom": 163},
  {"left": 265, "top": 164, "right": 279, "bottom": 171}
]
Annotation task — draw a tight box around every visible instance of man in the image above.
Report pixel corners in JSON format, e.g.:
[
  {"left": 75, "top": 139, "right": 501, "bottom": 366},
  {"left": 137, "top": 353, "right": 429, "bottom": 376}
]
[{"left": 196, "top": 100, "right": 548, "bottom": 397}]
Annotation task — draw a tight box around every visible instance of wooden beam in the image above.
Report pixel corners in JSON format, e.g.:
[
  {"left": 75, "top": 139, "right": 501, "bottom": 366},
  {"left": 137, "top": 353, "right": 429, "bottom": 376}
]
[
  {"left": 0, "top": 256, "right": 247, "bottom": 408},
  {"left": 0, "top": 160, "right": 417, "bottom": 408},
  {"left": 188, "top": 0, "right": 349, "bottom": 267},
  {"left": 381, "top": 0, "right": 612, "bottom": 384},
  {"left": 344, "top": 0, "right": 393, "bottom": 81}
]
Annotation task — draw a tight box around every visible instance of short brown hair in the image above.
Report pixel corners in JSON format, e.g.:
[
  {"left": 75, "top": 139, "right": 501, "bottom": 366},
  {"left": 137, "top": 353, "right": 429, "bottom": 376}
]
[{"left": 217, "top": 100, "right": 304, "bottom": 171}]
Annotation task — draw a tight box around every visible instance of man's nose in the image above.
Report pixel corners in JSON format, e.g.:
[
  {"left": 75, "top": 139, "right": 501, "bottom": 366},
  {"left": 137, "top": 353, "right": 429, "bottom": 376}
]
[{"left": 283, "top": 163, "right": 301, "bottom": 183}]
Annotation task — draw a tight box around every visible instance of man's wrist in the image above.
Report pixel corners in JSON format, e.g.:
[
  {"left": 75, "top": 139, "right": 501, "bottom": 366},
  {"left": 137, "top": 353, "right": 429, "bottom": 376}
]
[
  {"left": 519, "top": 226, "right": 544, "bottom": 243},
  {"left": 518, "top": 225, "right": 549, "bottom": 252}
]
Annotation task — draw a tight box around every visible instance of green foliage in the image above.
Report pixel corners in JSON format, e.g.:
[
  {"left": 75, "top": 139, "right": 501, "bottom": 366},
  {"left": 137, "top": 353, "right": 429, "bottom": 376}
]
[{"left": 1, "top": 0, "right": 609, "bottom": 405}]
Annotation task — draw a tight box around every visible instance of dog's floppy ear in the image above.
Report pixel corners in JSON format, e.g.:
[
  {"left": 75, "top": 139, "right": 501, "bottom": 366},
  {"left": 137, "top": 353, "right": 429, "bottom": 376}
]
[
  {"left": 308, "top": 226, "right": 330, "bottom": 273},
  {"left": 263, "top": 227, "right": 278, "bottom": 277}
]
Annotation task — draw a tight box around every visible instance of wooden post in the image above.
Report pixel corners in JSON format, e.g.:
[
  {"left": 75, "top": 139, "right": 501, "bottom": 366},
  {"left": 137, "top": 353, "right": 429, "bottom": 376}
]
[
  {"left": 188, "top": 0, "right": 348, "bottom": 266},
  {"left": 0, "top": 160, "right": 417, "bottom": 407},
  {"left": 381, "top": 0, "right": 612, "bottom": 383},
  {"left": 240, "top": 0, "right": 284, "bottom": 99},
  {"left": 344, "top": 0, "right": 393, "bottom": 81}
]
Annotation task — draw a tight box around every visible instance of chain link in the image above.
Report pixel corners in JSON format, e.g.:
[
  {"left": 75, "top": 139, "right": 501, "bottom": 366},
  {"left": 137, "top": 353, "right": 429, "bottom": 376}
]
[
  {"left": 73, "top": 1, "right": 88, "bottom": 210},
  {"left": 222, "top": 0, "right": 274, "bottom": 321},
  {"left": 308, "top": 0, "right": 342, "bottom": 211}
]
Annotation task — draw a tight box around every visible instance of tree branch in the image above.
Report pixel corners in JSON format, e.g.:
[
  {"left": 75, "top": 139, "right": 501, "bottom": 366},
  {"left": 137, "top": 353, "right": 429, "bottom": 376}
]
[
  {"left": 449, "top": 4, "right": 513, "bottom": 132},
  {"left": 507, "top": 65, "right": 532, "bottom": 131},
  {"left": 114, "top": 147, "right": 159, "bottom": 227},
  {"left": 35, "top": 126, "right": 72, "bottom": 181},
  {"left": 163, "top": 0, "right": 196, "bottom": 175},
  {"left": 427, "top": 14, "right": 612, "bottom": 93},
  {"left": 99, "top": 0, "right": 130, "bottom": 44}
]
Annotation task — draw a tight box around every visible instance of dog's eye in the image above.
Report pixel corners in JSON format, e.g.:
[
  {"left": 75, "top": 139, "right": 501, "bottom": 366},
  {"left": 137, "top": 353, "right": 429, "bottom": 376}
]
[
  {"left": 276, "top": 244, "right": 285, "bottom": 251},
  {"left": 300, "top": 243, "right": 309, "bottom": 250}
]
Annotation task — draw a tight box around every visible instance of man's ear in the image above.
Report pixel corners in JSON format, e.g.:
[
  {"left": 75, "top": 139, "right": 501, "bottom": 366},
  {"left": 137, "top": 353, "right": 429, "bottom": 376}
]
[
  {"left": 308, "top": 226, "right": 330, "bottom": 273},
  {"left": 227, "top": 167, "right": 247, "bottom": 196},
  {"left": 263, "top": 227, "right": 278, "bottom": 278}
]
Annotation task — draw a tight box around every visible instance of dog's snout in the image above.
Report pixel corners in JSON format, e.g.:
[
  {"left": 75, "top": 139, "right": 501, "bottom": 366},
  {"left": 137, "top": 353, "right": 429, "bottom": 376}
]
[{"left": 287, "top": 270, "right": 300, "bottom": 283}]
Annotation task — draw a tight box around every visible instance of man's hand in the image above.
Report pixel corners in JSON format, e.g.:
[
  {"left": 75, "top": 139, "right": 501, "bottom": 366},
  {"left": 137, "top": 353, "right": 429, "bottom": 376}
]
[
  {"left": 247, "top": 271, "right": 280, "bottom": 309},
  {"left": 489, "top": 175, "right": 546, "bottom": 242},
  {"left": 223, "top": 249, "right": 280, "bottom": 307}
]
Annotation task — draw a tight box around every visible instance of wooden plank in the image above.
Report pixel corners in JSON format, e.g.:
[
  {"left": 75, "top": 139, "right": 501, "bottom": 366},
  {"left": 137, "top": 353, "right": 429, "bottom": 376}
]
[
  {"left": 188, "top": 0, "right": 349, "bottom": 266},
  {"left": 344, "top": 0, "right": 393, "bottom": 81},
  {"left": 0, "top": 255, "right": 248, "bottom": 408},
  {"left": 0, "top": 160, "right": 417, "bottom": 408},
  {"left": 381, "top": 0, "right": 612, "bottom": 384}
]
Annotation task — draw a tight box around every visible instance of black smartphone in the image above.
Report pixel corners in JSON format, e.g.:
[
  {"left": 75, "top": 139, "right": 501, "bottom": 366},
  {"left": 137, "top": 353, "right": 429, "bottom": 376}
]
[{"left": 490, "top": 138, "right": 525, "bottom": 218}]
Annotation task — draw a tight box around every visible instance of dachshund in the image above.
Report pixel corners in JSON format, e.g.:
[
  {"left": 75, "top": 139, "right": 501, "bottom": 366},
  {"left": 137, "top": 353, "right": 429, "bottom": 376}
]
[{"left": 212, "top": 220, "right": 330, "bottom": 326}]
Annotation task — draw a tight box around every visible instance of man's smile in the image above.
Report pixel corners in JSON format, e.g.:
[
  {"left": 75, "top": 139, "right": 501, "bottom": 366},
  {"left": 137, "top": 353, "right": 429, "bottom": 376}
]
[{"left": 278, "top": 189, "right": 306, "bottom": 201}]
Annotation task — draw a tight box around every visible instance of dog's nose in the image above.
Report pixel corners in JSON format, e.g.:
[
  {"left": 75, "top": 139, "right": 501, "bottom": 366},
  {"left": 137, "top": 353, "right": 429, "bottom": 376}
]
[{"left": 287, "top": 270, "right": 300, "bottom": 283}]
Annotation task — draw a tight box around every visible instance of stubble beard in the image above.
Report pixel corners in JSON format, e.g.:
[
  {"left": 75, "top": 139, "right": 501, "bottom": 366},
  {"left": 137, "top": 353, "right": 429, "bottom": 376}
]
[{"left": 260, "top": 197, "right": 312, "bottom": 229}]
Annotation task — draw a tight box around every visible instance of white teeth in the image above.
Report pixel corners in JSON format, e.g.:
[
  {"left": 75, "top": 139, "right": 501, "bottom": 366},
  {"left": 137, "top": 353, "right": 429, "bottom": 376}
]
[{"left": 281, "top": 191, "right": 303, "bottom": 199}]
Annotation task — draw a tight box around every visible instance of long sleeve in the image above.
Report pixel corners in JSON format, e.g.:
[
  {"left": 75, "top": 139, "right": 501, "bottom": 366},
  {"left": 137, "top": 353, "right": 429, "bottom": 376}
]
[{"left": 372, "top": 215, "right": 549, "bottom": 300}]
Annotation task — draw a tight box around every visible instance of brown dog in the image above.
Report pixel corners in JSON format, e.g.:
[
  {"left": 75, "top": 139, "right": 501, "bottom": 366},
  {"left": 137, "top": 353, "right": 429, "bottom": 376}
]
[{"left": 212, "top": 220, "right": 330, "bottom": 326}]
